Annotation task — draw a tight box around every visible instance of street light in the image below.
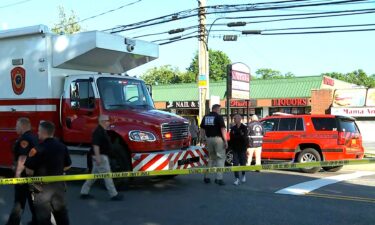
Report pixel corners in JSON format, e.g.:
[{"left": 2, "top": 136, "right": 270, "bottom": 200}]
[{"left": 206, "top": 19, "right": 248, "bottom": 48}]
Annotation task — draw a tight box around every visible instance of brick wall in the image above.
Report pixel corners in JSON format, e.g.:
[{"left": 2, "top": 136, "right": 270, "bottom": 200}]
[{"left": 311, "top": 89, "right": 333, "bottom": 114}]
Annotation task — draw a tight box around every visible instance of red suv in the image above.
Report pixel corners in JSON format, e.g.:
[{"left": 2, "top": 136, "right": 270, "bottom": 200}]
[{"left": 260, "top": 114, "right": 364, "bottom": 173}]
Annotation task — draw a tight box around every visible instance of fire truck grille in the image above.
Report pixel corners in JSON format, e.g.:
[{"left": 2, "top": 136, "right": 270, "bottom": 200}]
[{"left": 161, "top": 122, "right": 189, "bottom": 141}]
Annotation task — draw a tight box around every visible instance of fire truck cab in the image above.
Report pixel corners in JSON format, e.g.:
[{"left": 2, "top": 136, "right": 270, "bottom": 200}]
[{"left": 0, "top": 25, "right": 208, "bottom": 172}]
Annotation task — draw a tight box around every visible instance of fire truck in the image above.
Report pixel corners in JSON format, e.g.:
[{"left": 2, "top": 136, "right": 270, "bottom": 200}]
[{"left": 0, "top": 25, "right": 208, "bottom": 172}]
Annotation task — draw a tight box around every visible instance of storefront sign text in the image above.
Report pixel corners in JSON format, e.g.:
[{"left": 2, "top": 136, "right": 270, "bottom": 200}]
[
  {"left": 228, "top": 63, "right": 251, "bottom": 100},
  {"left": 272, "top": 98, "right": 308, "bottom": 107},
  {"left": 331, "top": 107, "right": 375, "bottom": 117},
  {"left": 166, "top": 101, "right": 199, "bottom": 109},
  {"left": 230, "top": 100, "right": 256, "bottom": 107}
]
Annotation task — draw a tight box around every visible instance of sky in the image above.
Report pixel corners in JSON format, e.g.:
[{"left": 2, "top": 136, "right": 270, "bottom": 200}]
[{"left": 0, "top": 0, "right": 374, "bottom": 77}]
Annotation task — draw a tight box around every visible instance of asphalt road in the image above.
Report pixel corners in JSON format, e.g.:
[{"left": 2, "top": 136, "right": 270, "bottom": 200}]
[{"left": 1, "top": 165, "right": 375, "bottom": 225}]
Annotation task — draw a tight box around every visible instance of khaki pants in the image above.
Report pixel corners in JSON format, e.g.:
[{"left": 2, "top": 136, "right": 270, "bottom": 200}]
[
  {"left": 80, "top": 155, "right": 118, "bottom": 197},
  {"left": 205, "top": 137, "right": 225, "bottom": 180},
  {"left": 247, "top": 147, "right": 262, "bottom": 166}
]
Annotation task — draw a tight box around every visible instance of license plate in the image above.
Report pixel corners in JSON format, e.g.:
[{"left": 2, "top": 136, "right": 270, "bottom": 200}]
[{"left": 178, "top": 157, "right": 199, "bottom": 166}]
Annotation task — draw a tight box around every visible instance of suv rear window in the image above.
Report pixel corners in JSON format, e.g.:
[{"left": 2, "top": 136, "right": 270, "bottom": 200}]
[
  {"left": 338, "top": 119, "right": 359, "bottom": 133},
  {"left": 311, "top": 118, "right": 337, "bottom": 131}
]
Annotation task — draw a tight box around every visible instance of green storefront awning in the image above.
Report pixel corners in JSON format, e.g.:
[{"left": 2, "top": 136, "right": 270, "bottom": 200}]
[{"left": 152, "top": 75, "right": 324, "bottom": 102}]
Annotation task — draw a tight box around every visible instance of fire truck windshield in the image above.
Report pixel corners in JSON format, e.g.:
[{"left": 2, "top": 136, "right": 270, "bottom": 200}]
[{"left": 97, "top": 77, "right": 155, "bottom": 110}]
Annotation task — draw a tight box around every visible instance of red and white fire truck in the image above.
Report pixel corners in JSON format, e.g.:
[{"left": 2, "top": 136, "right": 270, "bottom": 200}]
[{"left": 0, "top": 25, "right": 208, "bottom": 172}]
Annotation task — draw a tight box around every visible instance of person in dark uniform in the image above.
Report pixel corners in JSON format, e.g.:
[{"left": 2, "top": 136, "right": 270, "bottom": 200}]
[
  {"left": 200, "top": 104, "right": 228, "bottom": 186},
  {"left": 24, "top": 121, "right": 72, "bottom": 225},
  {"left": 6, "top": 117, "right": 37, "bottom": 225},
  {"left": 80, "top": 115, "right": 123, "bottom": 200},
  {"left": 229, "top": 114, "right": 248, "bottom": 186}
]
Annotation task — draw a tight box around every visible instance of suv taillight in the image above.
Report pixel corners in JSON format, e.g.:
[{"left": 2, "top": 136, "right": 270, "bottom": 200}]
[{"left": 338, "top": 131, "right": 346, "bottom": 145}]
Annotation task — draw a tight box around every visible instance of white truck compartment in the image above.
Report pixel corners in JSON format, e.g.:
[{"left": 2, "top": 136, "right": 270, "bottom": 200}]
[{"left": 52, "top": 31, "right": 158, "bottom": 73}]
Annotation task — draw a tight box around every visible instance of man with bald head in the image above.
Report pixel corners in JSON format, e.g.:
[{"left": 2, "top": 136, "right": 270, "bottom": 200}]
[{"left": 80, "top": 115, "right": 123, "bottom": 201}]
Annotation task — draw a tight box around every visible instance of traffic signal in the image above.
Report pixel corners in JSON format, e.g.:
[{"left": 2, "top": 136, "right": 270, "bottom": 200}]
[{"left": 223, "top": 35, "right": 238, "bottom": 41}]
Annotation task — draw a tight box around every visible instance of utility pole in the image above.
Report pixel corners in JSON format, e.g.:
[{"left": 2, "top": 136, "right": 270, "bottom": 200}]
[{"left": 198, "top": 0, "right": 209, "bottom": 124}]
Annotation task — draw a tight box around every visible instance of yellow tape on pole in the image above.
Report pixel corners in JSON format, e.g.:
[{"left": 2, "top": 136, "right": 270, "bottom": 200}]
[{"left": 1, "top": 159, "right": 374, "bottom": 185}]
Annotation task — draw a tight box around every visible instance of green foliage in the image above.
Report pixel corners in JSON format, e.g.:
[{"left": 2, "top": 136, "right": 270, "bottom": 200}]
[
  {"left": 141, "top": 65, "right": 195, "bottom": 85},
  {"left": 322, "top": 69, "right": 375, "bottom": 88},
  {"left": 255, "top": 68, "right": 295, "bottom": 79},
  {"left": 187, "top": 49, "right": 232, "bottom": 81},
  {"left": 51, "top": 6, "right": 81, "bottom": 34}
]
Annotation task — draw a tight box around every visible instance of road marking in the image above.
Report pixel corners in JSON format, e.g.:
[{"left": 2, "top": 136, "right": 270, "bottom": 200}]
[
  {"left": 307, "top": 193, "right": 375, "bottom": 204},
  {"left": 275, "top": 171, "right": 375, "bottom": 195}
]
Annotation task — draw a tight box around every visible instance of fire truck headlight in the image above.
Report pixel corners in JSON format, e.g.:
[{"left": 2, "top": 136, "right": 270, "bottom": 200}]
[{"left": 129, "top": 131, "right": 156, "bottom": 142}]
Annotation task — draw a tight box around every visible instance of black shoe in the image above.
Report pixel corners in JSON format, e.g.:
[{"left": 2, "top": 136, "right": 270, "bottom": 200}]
[
  {"left": 111, "top": 194, "right": 124, "bottom": 201},
  {"left": 203, "top": 178, "right": 211, "bottom": 184},
  {"left": 214, "top": 179, "right": 225, "bottom": 186},
  {"left": 80, "top": 194, "right": 94, "bottom": 199}
]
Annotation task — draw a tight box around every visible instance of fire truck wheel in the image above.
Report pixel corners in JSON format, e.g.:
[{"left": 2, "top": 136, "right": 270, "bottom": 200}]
[
  {"left": 111, "top": 141, "right": 132, "bottom": 172},
  {"left": 297, "top": 148, "right": 322, "bottom": 173},
  {"left": 322, "top": 165, "right": 343, "bottom": 172}
]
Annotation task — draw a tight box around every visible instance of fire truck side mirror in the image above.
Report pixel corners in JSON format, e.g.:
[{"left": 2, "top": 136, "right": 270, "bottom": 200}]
[{"left": 146, "top": 84, "right": 152, "bottom": 97}]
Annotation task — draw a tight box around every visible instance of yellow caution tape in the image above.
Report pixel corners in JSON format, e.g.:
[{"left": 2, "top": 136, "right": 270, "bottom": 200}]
[
  {"left": 365, "top": 153, "right": 375, "bottom": 158},
  {"left": 1, "top": 159, "right": 374, "bottom": 185}
]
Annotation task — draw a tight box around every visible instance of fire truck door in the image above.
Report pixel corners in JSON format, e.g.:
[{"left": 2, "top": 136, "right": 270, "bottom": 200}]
[{"left": 62, "top": 77, "right": 99, "bottom": 143}]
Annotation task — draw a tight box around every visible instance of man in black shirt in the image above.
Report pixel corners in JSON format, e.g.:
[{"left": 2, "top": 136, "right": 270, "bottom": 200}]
[
  {"left": 80, "top": 115, "right": 123, "bottom": 200},
  {"left": 6, "top": 117, "right": 37, "bottom": 225},
  {"left": 25, "top": 121, "right": 71, "bottom": 225},
  {"left": 229, "top": 114, "right": 248, "bottom": 185},
  {"left": 200, "top": 104, "right": 228, "bottom": 185}
]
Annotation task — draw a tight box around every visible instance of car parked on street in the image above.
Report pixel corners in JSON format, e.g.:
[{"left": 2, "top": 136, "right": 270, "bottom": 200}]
[{"left": 260, "top": 114, "right": 364, "bottom": 173}]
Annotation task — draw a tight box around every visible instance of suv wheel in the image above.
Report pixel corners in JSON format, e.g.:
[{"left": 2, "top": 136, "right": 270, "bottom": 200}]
[
  {"left": 297, "top": 148, "right": 321, "bottom": 173},
  {"left": 323, "top": 165, "right": 343, "bottom": 172}
]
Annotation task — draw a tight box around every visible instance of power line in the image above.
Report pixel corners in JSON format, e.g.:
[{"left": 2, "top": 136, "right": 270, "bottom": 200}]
[
  {"left": 156, "top": 23, "right": 375, "bottom": 41},
  {"left": 107, "top": 0, "right": 369, "bottom": 33},
  {"left": 264, "top": 23, "right": 375, "bottom": 31},
  {"left": 262, "top": 28, "right": 375, "bottom": 35},
  {"left": 131, "top": 8, "right": 375, "bottom": 40},
  {"left": 104, "top": 0, "right": 321, "bottom": 32},
  {"left": 55, "top": 0, "right": 144, "bottom": 30},
  {"left": 158, "top": 27, "right": 375, "bottom": 45},
  {"left": 152, "top": 31, "right": 198, "bottom": 42},
  {"left": 0, "top": 0, "right": 31, "bottom": 9},
  {"left": 159, "top": 35, "right": 200, "bottom": 45}
]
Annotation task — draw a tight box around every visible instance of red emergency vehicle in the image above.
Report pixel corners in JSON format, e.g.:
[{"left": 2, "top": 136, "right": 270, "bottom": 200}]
[
  {"left": 260, "top": 114, "right": 364, "bottom": 172},
  {"left": 0, "top": 25, "right": 208, "bottom": 172}
]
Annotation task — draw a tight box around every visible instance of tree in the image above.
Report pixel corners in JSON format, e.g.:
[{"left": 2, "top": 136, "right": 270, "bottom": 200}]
[
  {"left": 322, "top": 69, "right": 375, "bottom": 88},
  {"left": 255, "top": 68, "right": 295, "bottom": 79},
  {"left": 141, "top": 65, "right": 183, "bottom": 85},
  {"left": 51, "top": 6, "right": 81, "bottom": 34},
  {"left": 187, "top": 49, "right": 232, "bottom": 81}
]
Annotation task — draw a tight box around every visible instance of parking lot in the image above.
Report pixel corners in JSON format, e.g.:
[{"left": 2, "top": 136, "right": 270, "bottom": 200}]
[{"left": 1, "top": 164, "right": 374, "bottom": 225}]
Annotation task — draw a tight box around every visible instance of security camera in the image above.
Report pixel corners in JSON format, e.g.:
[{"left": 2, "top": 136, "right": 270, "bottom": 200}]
[
  {"left": 127, "top": 44, "right": 135, "bottom": 52},
  {"left": 124, "top": 38, "right": 136, "bottom": 52}
]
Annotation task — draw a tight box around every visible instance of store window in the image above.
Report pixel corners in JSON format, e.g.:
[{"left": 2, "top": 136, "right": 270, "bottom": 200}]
[{"left": 269, "top": 107, "right": 308, "bottom": 116}]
